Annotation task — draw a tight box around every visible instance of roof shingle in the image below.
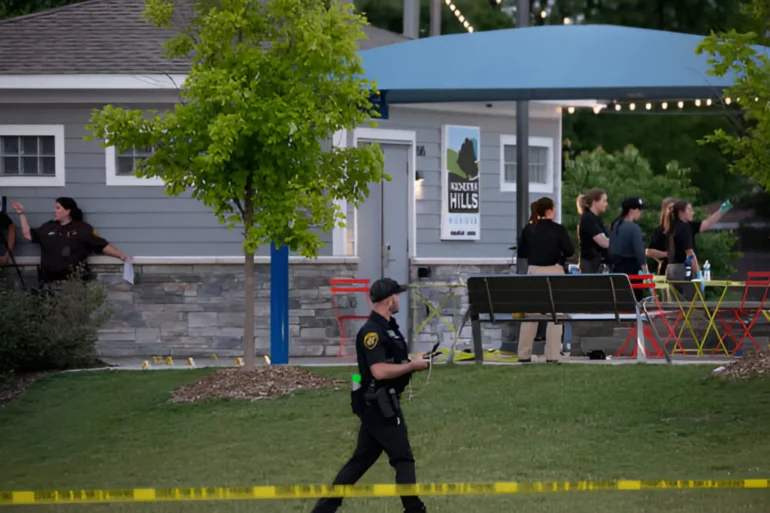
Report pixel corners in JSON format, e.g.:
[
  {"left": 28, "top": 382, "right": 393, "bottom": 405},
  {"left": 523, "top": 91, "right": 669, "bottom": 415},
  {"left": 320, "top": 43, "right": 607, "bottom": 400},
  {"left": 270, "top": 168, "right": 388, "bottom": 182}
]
[{"left": 0, "top": 0, "right": 411, "bottom": 75}]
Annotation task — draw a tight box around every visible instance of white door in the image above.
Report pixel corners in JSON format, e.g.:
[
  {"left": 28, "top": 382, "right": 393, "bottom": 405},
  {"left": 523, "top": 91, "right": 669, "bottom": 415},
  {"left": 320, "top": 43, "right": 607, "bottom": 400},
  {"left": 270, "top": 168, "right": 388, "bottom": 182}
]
[{"left": 356, "top": 143, "right": 410, "bottom": 330}]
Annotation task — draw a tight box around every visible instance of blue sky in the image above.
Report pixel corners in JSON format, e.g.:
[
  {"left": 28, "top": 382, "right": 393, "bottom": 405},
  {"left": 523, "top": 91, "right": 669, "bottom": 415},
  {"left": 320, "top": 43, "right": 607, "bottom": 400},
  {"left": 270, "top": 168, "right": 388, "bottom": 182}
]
[{"left": 446, "top": 126, "right": 479, "bottom": 157}]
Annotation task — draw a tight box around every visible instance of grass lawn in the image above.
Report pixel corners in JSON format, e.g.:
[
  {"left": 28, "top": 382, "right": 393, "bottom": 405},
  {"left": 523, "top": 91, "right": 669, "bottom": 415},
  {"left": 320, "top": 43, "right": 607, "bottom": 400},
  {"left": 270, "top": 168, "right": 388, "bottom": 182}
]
[{"left": 1, "top": 364, "right": 770, "bottom": 512}]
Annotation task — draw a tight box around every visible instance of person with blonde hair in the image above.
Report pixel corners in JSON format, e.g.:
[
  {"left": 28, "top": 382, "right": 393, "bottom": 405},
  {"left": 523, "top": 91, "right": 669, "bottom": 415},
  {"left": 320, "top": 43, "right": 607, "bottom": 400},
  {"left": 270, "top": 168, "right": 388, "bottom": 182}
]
[
  {"left": 517, "top": 197, "right": 574, "bottom": 363},
  {"left": 646, "top": 197, "right": 676, "bottom": 275},
  {"left": 576, "top": 188, "right": 609, "bottom": 273}
]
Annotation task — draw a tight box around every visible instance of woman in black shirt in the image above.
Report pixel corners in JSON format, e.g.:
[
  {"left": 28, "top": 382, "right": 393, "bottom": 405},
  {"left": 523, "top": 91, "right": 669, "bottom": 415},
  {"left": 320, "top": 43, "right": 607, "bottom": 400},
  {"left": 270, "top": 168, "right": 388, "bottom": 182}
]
[
  {"left": 654, "top": 198, "right": 730, "bottom": 280},
  {"left": 517, "top": 197, "right": 574, "bottom": 363},
  {"left": 577, "top": 188, "right": 609, "bottom": 273},
  {"left": 646, "top": 197, "right": 676, "bottom": 275},
  {"left": 11, "top": 197, "right": 130, "bottom": 285}
]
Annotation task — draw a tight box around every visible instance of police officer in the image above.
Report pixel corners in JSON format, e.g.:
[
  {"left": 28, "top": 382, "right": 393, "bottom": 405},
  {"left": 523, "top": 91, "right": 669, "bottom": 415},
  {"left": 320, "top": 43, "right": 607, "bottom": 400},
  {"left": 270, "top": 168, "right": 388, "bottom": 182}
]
[{"left": 310, "top": 278, "right": 431, "bottom": 513}]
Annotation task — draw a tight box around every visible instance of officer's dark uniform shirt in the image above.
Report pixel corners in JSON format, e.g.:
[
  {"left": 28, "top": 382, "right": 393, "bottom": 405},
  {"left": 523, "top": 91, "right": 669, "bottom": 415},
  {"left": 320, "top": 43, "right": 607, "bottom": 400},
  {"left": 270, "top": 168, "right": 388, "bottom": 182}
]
[
  {"left": 356, "top": 311, "right": 412, "bottom": 398},
  {"left": 32, "top": 220, "right": 109, "bottom": 280}
]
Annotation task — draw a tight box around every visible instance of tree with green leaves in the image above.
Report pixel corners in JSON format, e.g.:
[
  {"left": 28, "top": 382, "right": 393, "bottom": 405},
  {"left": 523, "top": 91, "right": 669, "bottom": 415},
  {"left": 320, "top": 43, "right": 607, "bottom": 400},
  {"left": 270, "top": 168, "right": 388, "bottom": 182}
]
[
  {"left": 562, "top": 145, "right": 741, "bottom": 281},
  {"left": 696, "top": 0, "right": 770, "bottom": 190},
  {"left": 86, "top": 0, "right": 386, "bottom": 370}
]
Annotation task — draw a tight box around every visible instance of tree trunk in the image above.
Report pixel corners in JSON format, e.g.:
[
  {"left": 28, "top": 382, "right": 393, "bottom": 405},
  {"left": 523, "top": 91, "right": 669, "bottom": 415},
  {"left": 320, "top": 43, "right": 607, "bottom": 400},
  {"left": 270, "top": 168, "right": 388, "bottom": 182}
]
[{"left": 243, "top": 196, "right": 256, "bottom": 371}]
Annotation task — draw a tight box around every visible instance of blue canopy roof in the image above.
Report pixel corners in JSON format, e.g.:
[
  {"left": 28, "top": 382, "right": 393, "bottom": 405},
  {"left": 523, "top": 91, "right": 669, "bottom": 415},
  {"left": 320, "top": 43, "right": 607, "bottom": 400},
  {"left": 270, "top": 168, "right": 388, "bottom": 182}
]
[{"left": 359, "top": 24, "right": 743, "bottom": 103}]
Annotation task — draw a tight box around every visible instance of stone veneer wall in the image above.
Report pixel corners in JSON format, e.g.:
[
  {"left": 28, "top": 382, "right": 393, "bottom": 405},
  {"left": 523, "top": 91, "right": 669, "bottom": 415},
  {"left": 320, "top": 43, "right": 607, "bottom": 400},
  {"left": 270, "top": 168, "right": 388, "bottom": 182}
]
[
  {"left": 3, "top": 260, "right": 361, "bottom": 358},
  {"left": 7, "top": 259, "right": 597, "bottom": 358},
  {"left": 408, "top": 262, "right": 514, "bottom": 352}
]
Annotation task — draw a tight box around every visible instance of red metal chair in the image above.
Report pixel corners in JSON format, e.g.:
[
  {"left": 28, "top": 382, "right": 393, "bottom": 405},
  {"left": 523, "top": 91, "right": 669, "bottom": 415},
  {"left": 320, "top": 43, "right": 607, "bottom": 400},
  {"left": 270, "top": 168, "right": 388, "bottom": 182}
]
[
  {"left": 330, "top": 278, "right": 372, "bottom": 358},
  {"left": 615, "top": 274, "right": 673, "bottom": 358},
  {"left": 713, "top": 272, "right": 770, "bottom": 355}
]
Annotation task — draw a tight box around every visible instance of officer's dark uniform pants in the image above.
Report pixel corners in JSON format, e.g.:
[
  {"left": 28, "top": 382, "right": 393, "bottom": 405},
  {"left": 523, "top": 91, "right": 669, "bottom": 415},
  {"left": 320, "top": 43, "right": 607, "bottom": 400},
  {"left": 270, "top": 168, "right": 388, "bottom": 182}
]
[{"left": 311, "top": 407, "right": 425, "bottom": 513}]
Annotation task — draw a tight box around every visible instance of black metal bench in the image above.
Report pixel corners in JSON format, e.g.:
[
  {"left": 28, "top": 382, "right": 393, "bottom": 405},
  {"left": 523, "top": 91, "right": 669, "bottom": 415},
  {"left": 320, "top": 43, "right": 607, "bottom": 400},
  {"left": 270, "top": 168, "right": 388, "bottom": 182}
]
[{"left": 461, "top": 273, "right": 671, "bottom": 364}]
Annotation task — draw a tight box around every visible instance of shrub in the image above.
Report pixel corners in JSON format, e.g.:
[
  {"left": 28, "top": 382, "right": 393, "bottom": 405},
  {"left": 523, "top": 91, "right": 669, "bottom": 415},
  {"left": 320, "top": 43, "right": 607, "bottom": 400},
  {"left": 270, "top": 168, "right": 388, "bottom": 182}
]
[{"left": 0, "top": 274, "right": 114, "bottom": 377}]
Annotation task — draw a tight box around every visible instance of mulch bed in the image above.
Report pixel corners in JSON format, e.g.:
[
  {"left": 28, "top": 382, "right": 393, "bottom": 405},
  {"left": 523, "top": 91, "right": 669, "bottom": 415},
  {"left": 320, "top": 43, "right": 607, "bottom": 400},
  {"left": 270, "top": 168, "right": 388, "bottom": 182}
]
[
  {"left": 714, "top": 349, "right": 770, "bottom": 380},
  {"left": 170, "top": 366, "right": 346, "bottom": 403},
  {"left": 0, "top": 358, "right": 115, "bottom": 407}
]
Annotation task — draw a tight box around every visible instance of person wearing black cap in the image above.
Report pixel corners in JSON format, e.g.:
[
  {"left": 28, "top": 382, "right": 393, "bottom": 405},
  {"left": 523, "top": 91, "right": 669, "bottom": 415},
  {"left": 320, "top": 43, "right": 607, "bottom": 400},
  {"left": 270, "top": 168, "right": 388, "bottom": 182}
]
[
  {"left": 310, "top": 277, "right": 431, "bottom": 513},
  {"left": 608, "top": 197, "right": 648, "bottom": 301}
]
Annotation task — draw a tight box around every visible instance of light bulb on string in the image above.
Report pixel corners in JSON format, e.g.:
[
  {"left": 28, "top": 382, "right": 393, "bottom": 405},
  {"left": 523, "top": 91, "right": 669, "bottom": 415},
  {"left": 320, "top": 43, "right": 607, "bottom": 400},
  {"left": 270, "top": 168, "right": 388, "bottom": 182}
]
[
  {"left": 593, "top": 105, "right": 602, "bottom": 114},
  {"left": 677, "top": 101, "right": 684, "bottom": 109},
  {"left": 463, "top": 20, "right": 469, "bottom": 28},
  {"left": 540, "top": 10, "right": 547, "bottom": 18},
  {"left": 661, "top": 102, "right": 668, "bottom": 110},
  {"left": 567, "top": 106, "right": 575, "bottom": 114},
  {"left": 695, "top": 99, "right": 701, "bottom": 106},
  {"left": 645, "top": 103, "right": 652, "bottom": 110},
  {"left": 615, "top": 104, "right": 621, "bottom": 111},
  {"left": 725, "top": 97, "right": 732, "bottom": 105},
  {"left": 629, "top": 103, "right": 636, "bottom": 111},
  {"left": 755, "top": 97, "right": 760, "bottom": 102},
  {"left": 706, "top": 99, "right": 712, "bottom": 106}
]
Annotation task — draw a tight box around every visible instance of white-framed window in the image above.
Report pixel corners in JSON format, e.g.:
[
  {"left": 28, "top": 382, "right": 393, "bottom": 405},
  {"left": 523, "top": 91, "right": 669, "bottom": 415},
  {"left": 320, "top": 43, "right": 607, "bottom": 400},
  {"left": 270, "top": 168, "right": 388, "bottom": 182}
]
[
  {"left": 499, "top": 135, "right": 554, "bottom": 193},
  {"left": 105, "top": 145, "right": 164, "bottom": 186},
  {"left": 0, "top": 125, "right": 65, "bottom": 187}
]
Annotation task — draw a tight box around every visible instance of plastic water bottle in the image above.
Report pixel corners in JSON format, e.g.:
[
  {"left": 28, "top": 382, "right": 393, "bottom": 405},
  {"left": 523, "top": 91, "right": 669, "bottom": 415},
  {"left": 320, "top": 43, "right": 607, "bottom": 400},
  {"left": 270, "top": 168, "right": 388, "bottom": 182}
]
[
  {"left": 684, "top": 254, "right": 694, "bottom": 281},
  {"left": 352, "top": 373, "right": 362, "bottom": 392},
  {"left": 703, "top": 261, "right": 711, "bottom": 282}
]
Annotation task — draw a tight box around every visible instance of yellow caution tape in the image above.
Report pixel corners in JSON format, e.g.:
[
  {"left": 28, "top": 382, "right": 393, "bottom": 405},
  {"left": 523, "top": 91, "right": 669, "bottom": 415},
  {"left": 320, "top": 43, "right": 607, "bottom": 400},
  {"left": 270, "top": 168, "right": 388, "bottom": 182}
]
[{"left": 1, "top": 479, "right": 767, "bottom": 505}]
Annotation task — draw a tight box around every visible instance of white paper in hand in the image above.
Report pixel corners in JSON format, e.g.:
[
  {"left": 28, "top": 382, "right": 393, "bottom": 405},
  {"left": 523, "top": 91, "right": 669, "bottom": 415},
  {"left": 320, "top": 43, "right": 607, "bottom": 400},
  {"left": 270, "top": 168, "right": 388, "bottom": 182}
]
[{"left": 122, "top": 259, "right": 135, "bottom": 284}]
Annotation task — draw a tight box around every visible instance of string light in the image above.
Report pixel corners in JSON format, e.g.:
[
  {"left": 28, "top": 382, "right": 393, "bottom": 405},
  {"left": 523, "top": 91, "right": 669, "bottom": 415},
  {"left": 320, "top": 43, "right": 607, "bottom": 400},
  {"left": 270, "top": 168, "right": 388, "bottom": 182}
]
[
  {"left": 558, "top": 97, "right": 742, "bottom": 115},
  {"left": 444, "top": 0, "right": 474, "bottom": 32}
]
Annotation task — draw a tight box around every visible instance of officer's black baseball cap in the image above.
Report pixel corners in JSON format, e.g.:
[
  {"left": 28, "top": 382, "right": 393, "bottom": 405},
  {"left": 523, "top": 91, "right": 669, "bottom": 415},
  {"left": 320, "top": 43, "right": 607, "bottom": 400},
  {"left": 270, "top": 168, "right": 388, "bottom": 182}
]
[
  {"left": 622, "top": 196, "right": 645, "bottom": 210},
  {"left": 369, "top": 278, "right": 408, "bottom": 303}
]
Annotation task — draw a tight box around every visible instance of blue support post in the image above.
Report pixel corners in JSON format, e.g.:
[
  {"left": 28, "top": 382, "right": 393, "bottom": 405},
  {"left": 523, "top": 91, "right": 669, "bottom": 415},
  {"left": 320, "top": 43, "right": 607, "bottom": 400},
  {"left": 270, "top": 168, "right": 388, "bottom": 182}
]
[{"left": 270, "top": 243, "right": 290, "bottom": 365}]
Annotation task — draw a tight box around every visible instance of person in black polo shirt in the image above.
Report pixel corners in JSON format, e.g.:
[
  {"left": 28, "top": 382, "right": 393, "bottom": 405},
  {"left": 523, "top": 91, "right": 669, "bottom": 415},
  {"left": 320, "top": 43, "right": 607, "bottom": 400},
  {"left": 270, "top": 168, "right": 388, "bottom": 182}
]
[
  {"left": 11, "top": 198, "right": 130, "bottom": 285},
  {"left": 0, "top": 210, "right": 15, "bottom": 267},
  {"left": 576, "top": 188, "right": 609, "bottom": 273},
  {"left": 663, "top": 199, "right": 732, "bottom": 296},
  {"left": 517, "top": 197, "right": 574, "bottom": 363},
  {"left": 646, "top": 197, "right": 676, "bottom": 275}
]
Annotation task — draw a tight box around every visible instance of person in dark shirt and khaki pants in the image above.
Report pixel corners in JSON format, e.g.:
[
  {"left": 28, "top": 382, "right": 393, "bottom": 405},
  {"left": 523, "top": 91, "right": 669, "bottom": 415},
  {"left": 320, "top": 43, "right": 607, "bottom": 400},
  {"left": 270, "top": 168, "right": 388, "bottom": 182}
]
[{"left": 517, "top": 197, "right": 575, "bottom": 363}]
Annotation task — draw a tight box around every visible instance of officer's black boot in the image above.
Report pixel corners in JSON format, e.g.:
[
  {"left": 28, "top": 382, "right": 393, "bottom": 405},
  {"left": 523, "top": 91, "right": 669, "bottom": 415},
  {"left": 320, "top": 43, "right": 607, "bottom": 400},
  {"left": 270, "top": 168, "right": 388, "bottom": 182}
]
[{"left": 404, "top": 503, "right": 427, "bottom": 513}]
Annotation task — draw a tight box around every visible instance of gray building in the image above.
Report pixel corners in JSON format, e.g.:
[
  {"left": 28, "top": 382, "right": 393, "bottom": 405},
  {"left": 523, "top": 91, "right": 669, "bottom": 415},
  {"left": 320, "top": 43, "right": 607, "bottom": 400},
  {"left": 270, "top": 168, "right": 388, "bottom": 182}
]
[{"left": 0, "top": 0, "right": 590, "bottom": 358}]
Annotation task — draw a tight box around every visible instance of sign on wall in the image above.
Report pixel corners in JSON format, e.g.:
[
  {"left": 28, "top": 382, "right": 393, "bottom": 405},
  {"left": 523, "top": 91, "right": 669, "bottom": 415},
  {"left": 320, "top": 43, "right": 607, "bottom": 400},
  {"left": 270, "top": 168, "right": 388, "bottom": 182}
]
[{"left": 441, "top": 125, "right": 481, "bottom": 240}]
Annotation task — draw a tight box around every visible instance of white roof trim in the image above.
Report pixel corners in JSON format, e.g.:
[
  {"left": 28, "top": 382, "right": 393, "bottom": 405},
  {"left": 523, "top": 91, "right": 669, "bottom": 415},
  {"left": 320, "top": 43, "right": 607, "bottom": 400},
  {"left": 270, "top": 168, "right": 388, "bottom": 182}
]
[{"left": 0, "top": 74, "right": 189, "bottom": 90}]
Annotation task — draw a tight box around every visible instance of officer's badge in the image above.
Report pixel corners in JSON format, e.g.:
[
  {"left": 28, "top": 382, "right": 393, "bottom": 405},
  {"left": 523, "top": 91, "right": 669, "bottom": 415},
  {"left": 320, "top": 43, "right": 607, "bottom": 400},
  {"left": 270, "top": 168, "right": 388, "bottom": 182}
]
[{"left": 363, "top": 332, "right": 379, "bottom": 350}]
